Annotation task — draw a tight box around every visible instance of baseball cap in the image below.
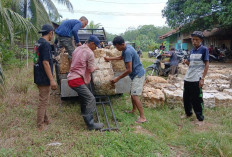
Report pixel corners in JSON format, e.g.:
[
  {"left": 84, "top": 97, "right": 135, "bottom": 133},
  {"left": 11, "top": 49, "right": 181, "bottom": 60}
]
[
  {"left": 88, "top": 35, "right": 101, "bottom": 48},
  {"left": 38, "top": 24, "right": 54, "bottom": 34},
  {"left": 191, "top": 31, "right": 204, "bottom": 39}
]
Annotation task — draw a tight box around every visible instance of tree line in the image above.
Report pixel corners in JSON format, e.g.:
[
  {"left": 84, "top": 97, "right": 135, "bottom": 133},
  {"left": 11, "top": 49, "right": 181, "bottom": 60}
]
[{"left": 106, "top": 25, "right": 171, "bottom": 51}]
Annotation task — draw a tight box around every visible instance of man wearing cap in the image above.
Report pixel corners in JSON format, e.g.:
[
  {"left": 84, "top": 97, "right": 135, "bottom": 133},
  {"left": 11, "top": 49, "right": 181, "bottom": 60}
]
[
  {"left": 67, "top": 35, "right": 104, "bottom": 130},
  {"left": 34, "top": 24, "right": 57, "bottom": 131},
  {"left": 182, "top": 31, "right": 209, "bottom": 125},
  {"left": 55, "top": 16, "right": 88, "bottom": 66}
]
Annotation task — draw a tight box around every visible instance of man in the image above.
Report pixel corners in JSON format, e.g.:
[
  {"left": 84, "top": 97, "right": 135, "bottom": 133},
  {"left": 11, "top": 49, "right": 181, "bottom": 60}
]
[
  {"left": 160, "top": 43, "right": 165, "bottom": 51},
  {"left": 182, "top": 31, "right": 209, "bottom": 125},
  {"left": 67, "top": 35, "right": 104, "bottom": 130},
  {"left": 34, "top": 24, "right": 57, "bottom": 131},
  {"left": 137, "top": 46, "right": 142, "bottom": 58},
  {"left": 55, "top": 16, "right": 88, "bottom": 65},
  {"left": 104, "top": 36, "right": 147, "bottom": 123},
  {"left": 161, "top": 47, "right": 178, "bottom": 77}
]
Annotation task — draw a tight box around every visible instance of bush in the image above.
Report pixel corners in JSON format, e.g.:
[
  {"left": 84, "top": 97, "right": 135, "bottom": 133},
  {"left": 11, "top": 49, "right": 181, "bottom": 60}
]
[{"left": 0, "top": 39, "right": 28, "bottom": 69}]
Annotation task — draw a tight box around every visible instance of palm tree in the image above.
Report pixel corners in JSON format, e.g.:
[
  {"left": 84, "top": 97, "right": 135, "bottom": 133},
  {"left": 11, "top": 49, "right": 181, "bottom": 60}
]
[
  {"left": 14, "top": 0, "right": 73, "bottom": 28},
  {"left": 0, "top": 0, "right": 37, "bottom": 44},
  {"left": 86, "top": 21, "right": 102, "bottom": 32}
]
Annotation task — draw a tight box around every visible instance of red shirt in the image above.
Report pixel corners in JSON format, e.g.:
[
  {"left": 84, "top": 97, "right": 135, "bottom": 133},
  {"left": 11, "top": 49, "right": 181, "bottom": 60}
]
[{"left": 68, "top": 77, "right": 85, "bottom": 88}]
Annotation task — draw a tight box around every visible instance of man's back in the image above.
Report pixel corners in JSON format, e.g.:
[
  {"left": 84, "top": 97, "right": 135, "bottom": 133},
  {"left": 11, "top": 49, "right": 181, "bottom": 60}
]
[
  {"left": 55, "top": 19, "right": 82, "bottom": 37},
  {"left": 67, "top": 44, "right": 95, "bottom": 84}
]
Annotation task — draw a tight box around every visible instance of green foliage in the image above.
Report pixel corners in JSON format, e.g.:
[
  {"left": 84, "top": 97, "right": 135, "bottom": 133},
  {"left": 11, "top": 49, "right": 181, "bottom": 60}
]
[
  {"left": 162, "top": 0, "right": 232, "bottom": 31},
  {"left": 123, "top": 25, "right": 171, "bottom": 51},
  {"left": 0, "top": 39, "right": 27, "bottom": 69}
]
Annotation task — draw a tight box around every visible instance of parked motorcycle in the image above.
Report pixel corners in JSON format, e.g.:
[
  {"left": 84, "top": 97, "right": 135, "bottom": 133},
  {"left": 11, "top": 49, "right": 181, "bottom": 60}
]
[
  {"left": 146, "top": 53, "right": 177, "bottom": 77},
  {"left": 176, "top": 51, "right": 189, "bottom": 63},
  {"left": 209, "top": 53, "right": 226, "bottom": 62}
]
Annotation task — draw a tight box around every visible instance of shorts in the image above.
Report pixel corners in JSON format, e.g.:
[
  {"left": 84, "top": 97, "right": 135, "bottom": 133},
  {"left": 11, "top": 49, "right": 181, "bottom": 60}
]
[
  {"left": 170, "top": 65, "right": 178, "bottom": 75},
  {"left": 57, "top": 35, "right": 75, "bottom": 59},
  {"left": 130, "top": 75, "right": 145, "bottom": 95}
]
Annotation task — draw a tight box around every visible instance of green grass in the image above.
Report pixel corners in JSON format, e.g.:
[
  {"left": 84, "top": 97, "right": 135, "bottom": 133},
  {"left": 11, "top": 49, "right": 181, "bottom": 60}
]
[{"left": 0, "top": 62, "right": 232, "bottom": 157}]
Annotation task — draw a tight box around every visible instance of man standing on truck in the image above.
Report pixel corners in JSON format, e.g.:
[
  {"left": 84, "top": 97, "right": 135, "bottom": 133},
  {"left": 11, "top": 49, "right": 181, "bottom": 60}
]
[
  {"left": 34, "top": 24, "right": 57, "bottom": 131},
  {"left": 55, "top": 16, "right": 88, "bottom": 67},
  {"left": 182, "top": 31, "right": 209, "bottom": 126},
  {"left": 67, "top": 35, "right": 104, "bottom": 130},
  {"left": 104, "top": 36, "right": 147, "bottom": 123}
]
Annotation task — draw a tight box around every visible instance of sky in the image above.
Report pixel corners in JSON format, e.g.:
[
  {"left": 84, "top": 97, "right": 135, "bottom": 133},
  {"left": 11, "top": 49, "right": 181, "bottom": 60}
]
[{"left": 54, "top": 0, "right": 168, "bottom": 34}]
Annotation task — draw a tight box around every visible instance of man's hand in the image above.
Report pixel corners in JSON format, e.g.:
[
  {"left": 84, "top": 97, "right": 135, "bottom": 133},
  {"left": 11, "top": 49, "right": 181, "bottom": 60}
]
[
  {"left": 76, "top": 42, "right": 82, "bottom": 47},
  {"left": 199, "top": 79, "right": 204, "bottom": 88},
  {"left": 50, "top": 80, "right": 57, "bottom": 90},
  {"left": 111, "top": 77, "right": 119, "bottom": 84},
  {"left": 182, "top": 59, "right": 189, "bottom": 65},
  {"left": 104, "top": 57, "right": 110, "bottom": 62}
]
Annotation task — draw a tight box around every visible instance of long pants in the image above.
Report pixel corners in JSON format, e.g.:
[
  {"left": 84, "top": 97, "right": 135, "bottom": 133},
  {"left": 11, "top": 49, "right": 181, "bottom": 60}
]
[
  {"left": 72, "top": 85, "right": 96, "bottom": 116},
  {"left": 183, "top": 81, "right": 204, "bottom": 121},
  {"left": 37, "top": 85, "right": 50, "bottom": 127}
]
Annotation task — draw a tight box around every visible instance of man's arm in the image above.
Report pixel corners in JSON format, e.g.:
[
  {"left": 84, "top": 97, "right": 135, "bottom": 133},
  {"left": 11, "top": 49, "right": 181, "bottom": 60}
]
[
  {"left": 43, "top": 61, "right": 57, "bottom": 90},
  {"left": 161, "top": 53, "right": 171, "bottom": 57},
  {"left": 199, "top": 61, "right": 209, "bottom": 88},
  {"left": 72, "top": 22, "right": 82, "bottom": 45},
  {"left": 111, "top": 62, "right": 132, "bottom": 84},
  {"left": 104, "top": 56, "right": 122, "bottom": 61}
]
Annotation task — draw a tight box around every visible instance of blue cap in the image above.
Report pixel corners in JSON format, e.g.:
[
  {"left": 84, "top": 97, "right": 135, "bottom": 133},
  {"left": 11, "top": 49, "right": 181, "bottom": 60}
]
[
  {"left": 39, "top": 24, "right": 54, "bottom": 33},
  {"left": 88, "top": 35, "right": 101, "bottom": 48}
]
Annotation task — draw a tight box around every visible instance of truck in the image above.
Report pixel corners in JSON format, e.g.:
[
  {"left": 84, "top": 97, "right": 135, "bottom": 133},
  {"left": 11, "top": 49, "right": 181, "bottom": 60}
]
[{"left": 54, "top": 27, "right": 131, "bottom": 98}]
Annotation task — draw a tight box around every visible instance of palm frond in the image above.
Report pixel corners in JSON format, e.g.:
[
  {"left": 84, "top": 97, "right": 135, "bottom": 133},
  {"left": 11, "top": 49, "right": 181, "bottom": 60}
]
[
  {"left": 53, "top": 0, "right": 73, "bottom": 11},
  {"left": 30, "top": 0, "right": 50, "bottom": 27},
  {"left": 0, "top": 0, "right": 38, "bottom": 44}
]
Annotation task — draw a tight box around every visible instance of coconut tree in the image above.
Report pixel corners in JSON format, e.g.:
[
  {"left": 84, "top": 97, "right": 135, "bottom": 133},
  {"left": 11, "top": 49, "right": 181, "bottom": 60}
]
[
  {"left": 86, "top": 21, "right": 102, "bottom": 32},
  {"left": 12, "top": 0, "right": 73, "bottom": 28},
  {"left": 0, "top": 0, "right": 38, "bottom": 44}
]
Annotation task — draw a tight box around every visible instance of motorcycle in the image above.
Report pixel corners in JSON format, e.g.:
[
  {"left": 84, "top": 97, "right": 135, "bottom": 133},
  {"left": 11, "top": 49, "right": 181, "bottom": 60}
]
[
  {"left": 209, "top": 53, "right": 226, "bottom": 62},
  {"left": 146, "top": 53, "right": 176, "bottom": 77},
  {"left": 176, "top": 50, "right": 189, "bottom": 63}
]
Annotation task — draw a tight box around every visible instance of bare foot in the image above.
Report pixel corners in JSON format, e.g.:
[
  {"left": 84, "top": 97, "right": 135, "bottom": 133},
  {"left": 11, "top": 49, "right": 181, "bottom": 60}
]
[{"left": 135, "top": 117, "right": 147, "bottom": 123}]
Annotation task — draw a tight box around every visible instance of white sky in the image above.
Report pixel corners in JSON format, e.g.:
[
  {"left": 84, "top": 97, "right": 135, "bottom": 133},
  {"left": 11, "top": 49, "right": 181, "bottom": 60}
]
[{"left": 54, "top": 0, "right": 168, "bottom": 34}]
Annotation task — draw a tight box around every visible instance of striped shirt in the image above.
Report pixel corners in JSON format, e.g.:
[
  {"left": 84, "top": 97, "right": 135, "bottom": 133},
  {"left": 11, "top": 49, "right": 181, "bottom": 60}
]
[
  {"left": 55, "top": 19, "right": 82, "bottom": 44},
  {"left": 184, "top": 45, "right": 209, "bottom": 82}
]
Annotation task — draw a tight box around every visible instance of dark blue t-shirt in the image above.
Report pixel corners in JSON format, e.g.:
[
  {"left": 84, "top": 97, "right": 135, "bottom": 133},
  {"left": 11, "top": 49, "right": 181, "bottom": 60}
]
[
  {"left": 55, "top": 19, "right": 82, "bottom": 44},
  {"left": 169, "top": 51, "right": 178, "bottom": 66},
  {"left": 121, "top": 45, "right": 145, "bottom": 80},
  {"left": 36, "top": 38, "right": 53, "bottom": 85}
]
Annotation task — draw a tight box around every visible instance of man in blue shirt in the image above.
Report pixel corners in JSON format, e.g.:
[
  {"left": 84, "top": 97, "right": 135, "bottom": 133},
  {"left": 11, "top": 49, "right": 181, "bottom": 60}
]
[
  {"left": 161, "top": 47, "right": 178, "bottom": 76},
  {"left": 182, "top": 31, "right": 209, "bottom": 126},
  {"left": 104, "top": 36, "right": 147, "bottom": 123},
  {"left": 55, "top": 16, "right": 88, "bottom": 66}
]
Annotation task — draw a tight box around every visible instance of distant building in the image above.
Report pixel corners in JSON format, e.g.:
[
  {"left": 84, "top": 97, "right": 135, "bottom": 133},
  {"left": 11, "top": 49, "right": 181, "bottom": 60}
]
[{"left": 159, "top": 27, "right": 232, "bottom": 51}]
